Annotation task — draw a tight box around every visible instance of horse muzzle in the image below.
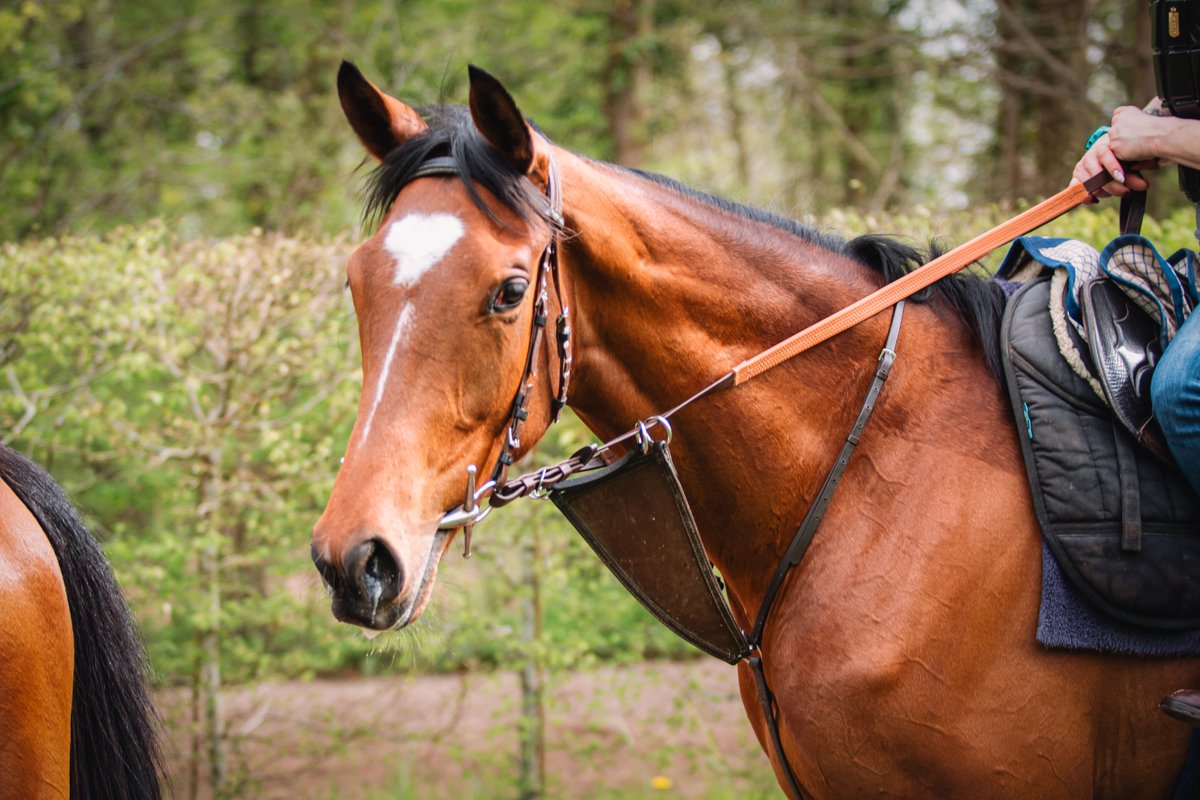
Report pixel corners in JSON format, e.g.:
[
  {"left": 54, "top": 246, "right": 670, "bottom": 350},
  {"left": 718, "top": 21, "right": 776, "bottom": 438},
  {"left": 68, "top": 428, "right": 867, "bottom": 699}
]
[{"left": 311, "top": 535, "right": 427, "bottom": 630}]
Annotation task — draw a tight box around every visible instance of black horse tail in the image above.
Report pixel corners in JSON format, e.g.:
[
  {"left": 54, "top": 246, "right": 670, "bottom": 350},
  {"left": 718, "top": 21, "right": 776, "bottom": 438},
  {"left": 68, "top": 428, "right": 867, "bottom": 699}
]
[{"left": 0, "top": 444, "right": 164, "bottom": 799}]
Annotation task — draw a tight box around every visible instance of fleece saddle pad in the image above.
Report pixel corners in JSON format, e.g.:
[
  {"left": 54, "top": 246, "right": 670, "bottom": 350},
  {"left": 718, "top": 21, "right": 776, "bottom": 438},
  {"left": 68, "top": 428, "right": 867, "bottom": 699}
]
[
  {"left": 1002, "top": 277, "right": 1200, "bottom": 629},
  {"left": 999, "top": 235, "right": 1197, "bottom": 402}
]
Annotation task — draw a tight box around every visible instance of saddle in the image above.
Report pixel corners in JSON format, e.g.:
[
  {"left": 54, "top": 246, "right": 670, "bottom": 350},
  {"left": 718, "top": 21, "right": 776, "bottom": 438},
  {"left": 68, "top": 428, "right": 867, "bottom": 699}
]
[
  {"left": 1001, "top": 273, "right": 1200, "bottom": 629},
  {"left": 1081, "top": 278, "right": 1168, "bottom": 460}
]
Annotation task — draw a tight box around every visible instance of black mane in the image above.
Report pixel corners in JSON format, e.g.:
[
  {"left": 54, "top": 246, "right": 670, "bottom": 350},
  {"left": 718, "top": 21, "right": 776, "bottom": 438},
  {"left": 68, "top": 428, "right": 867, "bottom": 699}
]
[{"left": 362, "top": 105, "right": 1005, "bottom": 380}]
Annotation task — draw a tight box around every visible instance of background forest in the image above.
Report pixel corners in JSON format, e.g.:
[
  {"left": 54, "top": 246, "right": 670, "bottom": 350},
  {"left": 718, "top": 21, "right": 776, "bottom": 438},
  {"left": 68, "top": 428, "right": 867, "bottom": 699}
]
[
  {"left": 0, "top": 0, "right": 1161, "bottom": 239},
  {"left": 2, "top": 1, "right": 1196, "bottom": 798}
]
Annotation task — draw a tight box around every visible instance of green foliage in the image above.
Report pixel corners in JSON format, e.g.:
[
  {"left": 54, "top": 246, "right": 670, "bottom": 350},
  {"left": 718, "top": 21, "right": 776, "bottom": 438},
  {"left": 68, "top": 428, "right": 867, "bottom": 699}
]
[
  {"left": 1, "top": 0, "right": 1161, "bottom": 243},
  {"left": 3, "top": 224, "right": 362, "bottom": 684},
  {"left": 0, "top": 0, "right": 627, "bottom": 241}
]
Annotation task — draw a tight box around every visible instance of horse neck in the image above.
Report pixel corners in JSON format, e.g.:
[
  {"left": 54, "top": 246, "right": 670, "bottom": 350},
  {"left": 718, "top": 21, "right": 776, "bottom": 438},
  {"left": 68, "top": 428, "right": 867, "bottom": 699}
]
[
  {"left": 558, "top": 156, "right": 885, "bottom": 422},
  {"left": 553, "top": 154, "right": 975, "bottom": 621}
]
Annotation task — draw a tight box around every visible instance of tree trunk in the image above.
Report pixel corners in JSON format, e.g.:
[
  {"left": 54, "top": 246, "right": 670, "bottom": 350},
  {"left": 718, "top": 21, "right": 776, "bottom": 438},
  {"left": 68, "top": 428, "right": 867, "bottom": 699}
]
[
  {"left": 603, "top": 0, "right": 652, "bottom": 166},
  {"left": 991, "top": 0, "right": 1091, "bottom": 201},
  {"left": 998, "top": 71, "right": 1023, "bottom": 205},
  {"left": 1030, "top": 0, "right": 1089, "bottom": 197},
  {"left": 715, "top": 31, "right": 751, "bottom": 191},
  {"left": 1128, "top": 3, "right": 1155, "bottom": 103},
  {"left": 199, "top": 447, "right": 226, "bottom": 796},
  {"left": 188, "top": 634, "right": 202, "bottom": 800},
  {"left": 517, "top": 510, "right": 546, "bottom": 800}
]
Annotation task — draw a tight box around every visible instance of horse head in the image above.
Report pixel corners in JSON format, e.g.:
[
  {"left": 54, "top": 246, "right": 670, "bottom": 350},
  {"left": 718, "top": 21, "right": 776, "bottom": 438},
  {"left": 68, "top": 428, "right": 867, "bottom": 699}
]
[{"left": 312, "top": 63, "right": 565, "bottom": 630}]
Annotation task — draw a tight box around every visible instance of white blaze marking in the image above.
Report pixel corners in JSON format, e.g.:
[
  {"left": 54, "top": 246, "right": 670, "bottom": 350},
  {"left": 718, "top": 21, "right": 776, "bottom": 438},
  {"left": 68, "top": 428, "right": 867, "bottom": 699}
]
[
  {"left": 358, "top": 213, "right": 465, "bottom": 447},
  {"left": 360, "top": 305, "right": 413, "bottom": 445},
  {"left": 383, "top": 212, "right": 465, "bottom": 288}
]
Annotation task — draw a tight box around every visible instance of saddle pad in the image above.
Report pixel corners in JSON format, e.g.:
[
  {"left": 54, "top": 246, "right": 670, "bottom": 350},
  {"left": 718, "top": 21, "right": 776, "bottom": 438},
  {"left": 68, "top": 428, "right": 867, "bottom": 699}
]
[
  {"left": 1038, "top": 541, "right": 1200, "bottom": 656},
  {"left": 1002, "top": 278, "right": 1200, "bottom": 629},
  {"left": 999, "top": 234, "right": 1198, "bottom": 397}
]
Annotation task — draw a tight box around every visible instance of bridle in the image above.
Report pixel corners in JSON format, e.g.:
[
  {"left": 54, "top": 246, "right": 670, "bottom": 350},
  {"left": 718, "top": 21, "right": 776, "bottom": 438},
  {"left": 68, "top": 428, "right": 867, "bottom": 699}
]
[{"left": 424, "top": 144, "right": 571, "bottom": 557}]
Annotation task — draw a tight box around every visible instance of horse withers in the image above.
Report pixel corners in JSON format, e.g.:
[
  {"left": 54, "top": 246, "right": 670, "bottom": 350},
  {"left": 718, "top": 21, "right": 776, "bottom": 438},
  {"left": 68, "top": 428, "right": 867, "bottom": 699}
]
[
  {"left": 0, "top": 444, "right": 162, "bottom": 799},
  {"left": 312, "top": 61, "right": 1198, "bottom": 798}
]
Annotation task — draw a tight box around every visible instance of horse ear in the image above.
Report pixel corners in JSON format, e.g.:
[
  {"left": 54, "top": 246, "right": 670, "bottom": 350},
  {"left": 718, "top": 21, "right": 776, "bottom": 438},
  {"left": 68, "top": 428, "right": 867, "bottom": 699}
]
[
  {"left": 467, "top": 65, "right": 536, "bottom": 175},
  {"left": 337, "top": 61, "right": 428, "bottom": 161}
]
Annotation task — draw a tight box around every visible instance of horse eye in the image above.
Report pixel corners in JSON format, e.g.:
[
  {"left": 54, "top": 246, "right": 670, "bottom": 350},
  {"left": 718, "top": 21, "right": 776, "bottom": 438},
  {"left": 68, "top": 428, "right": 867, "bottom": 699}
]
[{"left": 489, "top": 277, "right": 529, "bottom": 313}]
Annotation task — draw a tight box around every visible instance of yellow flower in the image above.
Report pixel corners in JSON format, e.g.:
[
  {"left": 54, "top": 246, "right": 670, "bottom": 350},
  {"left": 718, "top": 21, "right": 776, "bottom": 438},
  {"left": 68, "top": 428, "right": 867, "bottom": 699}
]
[{"left": 650, "top": 775, "right": 673, "bottom": 791}]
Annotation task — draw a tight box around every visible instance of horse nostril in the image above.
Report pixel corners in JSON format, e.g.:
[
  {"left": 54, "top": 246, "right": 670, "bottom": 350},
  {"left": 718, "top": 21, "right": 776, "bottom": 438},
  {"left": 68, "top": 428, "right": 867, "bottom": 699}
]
[
  {"left": 364, "top": 542, "right": 400, "bottom": 605},
  {"left": 344, "top": 538, "right": 403, "bottom": 608}
]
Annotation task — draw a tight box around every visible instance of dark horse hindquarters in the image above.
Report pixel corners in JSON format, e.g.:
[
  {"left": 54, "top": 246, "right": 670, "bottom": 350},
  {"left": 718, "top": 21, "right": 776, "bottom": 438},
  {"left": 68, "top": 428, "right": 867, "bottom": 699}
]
[{"left": 0, "top": 444, "right": 163, "bottom": 800}]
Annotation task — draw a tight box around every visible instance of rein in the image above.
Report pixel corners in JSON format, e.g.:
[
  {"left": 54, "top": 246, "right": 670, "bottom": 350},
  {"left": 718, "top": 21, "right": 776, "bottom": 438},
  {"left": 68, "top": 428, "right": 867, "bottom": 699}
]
[{"left": 484, "top": 168, "right": 1119, "bottom": 505}]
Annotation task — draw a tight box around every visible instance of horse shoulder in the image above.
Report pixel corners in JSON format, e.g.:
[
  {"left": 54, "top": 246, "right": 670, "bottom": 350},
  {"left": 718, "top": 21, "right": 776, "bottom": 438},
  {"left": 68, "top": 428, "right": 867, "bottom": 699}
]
[{"left": 0, "top": 478, "right": 72, "bottom": 799}]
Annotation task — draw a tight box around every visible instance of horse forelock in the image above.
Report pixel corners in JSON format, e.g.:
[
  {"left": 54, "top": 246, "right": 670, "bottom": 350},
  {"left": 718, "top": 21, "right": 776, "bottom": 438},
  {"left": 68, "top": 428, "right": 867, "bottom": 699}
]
[{"left": 362, "top": 105, "right": 558, "bottom": 234}]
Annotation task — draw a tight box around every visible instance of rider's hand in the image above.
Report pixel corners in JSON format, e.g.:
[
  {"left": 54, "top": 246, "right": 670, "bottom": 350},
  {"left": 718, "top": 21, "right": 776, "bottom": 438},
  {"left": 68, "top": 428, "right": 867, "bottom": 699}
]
[
  {"left": 1109, "top": 105, "right": 1172, "bottom": 165},
  {"left": 1072, "top": 125, "right": 1151, "bottom": 200}
]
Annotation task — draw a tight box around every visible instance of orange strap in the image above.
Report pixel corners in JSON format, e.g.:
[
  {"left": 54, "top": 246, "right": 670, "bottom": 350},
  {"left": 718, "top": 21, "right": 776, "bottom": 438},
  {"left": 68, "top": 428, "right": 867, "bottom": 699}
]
[{"left": 732, "top": 175, "right": 1108, "bottom": 386}]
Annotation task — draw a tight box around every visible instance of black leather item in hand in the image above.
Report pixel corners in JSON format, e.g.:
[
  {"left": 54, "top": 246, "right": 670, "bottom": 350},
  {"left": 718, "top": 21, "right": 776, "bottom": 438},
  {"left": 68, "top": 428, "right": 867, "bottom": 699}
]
[{"left": 1151, "top": 0, "right": 1200, "bottom": 200}]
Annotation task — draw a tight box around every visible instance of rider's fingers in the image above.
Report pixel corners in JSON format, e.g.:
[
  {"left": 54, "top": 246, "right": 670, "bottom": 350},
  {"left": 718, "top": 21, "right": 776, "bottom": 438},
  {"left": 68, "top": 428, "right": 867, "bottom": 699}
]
[
  {"left": 1125, "top": 172, "right": 1151, "bottom": 192},
  {"left": 1073, "top": 151, "right": 1102, "bottom": 186},
  {"left": 1104, "top": 180, "right": 1130, "bottom": 197},
  {"left": 1097, "top": 148, "right": 1126, "bottom": 187}
]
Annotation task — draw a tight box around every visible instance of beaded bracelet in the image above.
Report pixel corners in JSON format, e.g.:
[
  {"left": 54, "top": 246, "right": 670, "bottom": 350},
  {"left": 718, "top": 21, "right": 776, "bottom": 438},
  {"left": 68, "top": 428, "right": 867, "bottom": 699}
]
[{"left": 1085, "top": 125, "right": 1111, "bottom": 151}]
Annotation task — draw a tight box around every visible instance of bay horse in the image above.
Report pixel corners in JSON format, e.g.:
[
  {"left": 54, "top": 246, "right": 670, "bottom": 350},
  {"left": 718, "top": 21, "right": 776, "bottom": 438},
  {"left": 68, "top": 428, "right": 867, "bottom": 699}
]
[
  {"left": 312, "top": 61, "right": 1198, "bottom": 798},
  {"left": 0, "top": 443, "right": 162, "bottom": 798}
]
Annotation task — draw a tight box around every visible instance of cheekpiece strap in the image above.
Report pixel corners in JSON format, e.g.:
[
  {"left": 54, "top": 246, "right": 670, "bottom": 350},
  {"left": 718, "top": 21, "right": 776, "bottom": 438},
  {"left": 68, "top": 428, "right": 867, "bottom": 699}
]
[
  {"left": 545, "top": 148, "right": 571, "bottom": 423},
  {"left": 488, "top": 141, "right": 570, "bottom": 485}
]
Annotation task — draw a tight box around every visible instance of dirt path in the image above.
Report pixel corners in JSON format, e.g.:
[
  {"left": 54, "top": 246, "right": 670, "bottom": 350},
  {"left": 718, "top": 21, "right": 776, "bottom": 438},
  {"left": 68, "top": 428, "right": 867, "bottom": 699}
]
[{"left": 159, "top": 660, "right": 781, "bottom": 799}]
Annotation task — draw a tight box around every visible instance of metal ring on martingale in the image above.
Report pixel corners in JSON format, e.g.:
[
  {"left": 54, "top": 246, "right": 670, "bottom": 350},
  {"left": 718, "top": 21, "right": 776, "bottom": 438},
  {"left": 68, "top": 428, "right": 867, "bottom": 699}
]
[
  {"left": 634, "top": 415, "right": 674, "bottom": 453},
  {"left": 647, "top": 415, "right": 673, "bottom": 445},
  {"left": 635, "top": 420, "right": 652, "bottom": 454}
]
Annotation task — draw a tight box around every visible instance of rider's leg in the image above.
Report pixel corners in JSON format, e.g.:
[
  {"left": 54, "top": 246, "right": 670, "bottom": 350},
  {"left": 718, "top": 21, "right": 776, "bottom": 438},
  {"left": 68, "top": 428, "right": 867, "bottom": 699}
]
[
  {"left": 1152, "top": 310, "right": 1200, "bottom": 724},
  {"left": 1152, "top": 310, "right": 1200, "bottom": 495}
]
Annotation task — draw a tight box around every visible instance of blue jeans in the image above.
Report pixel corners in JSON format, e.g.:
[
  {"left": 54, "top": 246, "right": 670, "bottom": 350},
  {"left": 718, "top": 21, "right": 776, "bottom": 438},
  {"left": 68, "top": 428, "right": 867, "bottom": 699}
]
[{"left": 1153, "top": 309, "right": 1200, "bottom": 495}]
